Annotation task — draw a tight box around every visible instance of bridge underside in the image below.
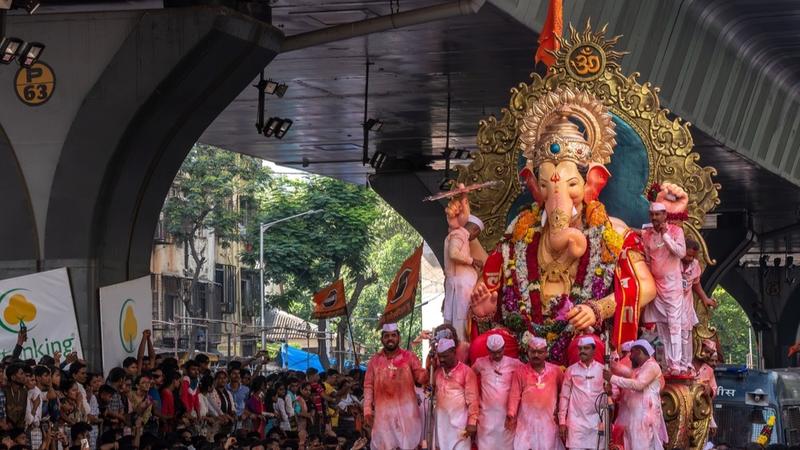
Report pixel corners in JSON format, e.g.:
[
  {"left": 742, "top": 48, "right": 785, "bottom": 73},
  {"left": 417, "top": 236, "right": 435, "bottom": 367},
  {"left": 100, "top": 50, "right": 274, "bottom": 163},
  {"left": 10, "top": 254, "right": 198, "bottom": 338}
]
[{"left": 2, "top": 0, "right": 800, "bottom": 367}]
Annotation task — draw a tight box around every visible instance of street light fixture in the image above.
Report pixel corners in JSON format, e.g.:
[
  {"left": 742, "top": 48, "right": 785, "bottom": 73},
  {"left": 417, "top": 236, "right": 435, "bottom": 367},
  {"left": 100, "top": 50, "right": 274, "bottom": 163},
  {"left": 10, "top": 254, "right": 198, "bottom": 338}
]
[{"left": 259, "top": 209, "right": 324, "bottom": 349}]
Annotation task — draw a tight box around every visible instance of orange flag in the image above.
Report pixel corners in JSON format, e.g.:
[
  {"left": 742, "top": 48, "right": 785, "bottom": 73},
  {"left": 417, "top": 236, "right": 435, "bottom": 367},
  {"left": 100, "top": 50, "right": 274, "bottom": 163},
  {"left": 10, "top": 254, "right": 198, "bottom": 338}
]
[
  {"left": 534, "top": 0, "right": 563, "bottom": 68},
  {"left": 380, "top": 245, "right": 423, "bottom": 326},
  {"left": 312, "top": 279, "right": 347, "bottom": 319}
]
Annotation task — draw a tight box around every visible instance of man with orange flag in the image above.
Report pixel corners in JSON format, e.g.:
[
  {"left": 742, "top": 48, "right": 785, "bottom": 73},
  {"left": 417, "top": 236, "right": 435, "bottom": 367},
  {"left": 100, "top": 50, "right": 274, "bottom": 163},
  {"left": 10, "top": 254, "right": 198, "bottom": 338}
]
[{"left": 364, "top": 323, "right": 428, "bottom": 450}]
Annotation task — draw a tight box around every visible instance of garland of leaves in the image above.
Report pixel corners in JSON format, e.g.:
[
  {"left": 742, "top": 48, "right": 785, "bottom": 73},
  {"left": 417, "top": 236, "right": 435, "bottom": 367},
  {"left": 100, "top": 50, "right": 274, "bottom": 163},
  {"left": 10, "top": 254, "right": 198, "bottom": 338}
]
[{"left": 496, "top": 202, "right": 620, "bottom": 365}]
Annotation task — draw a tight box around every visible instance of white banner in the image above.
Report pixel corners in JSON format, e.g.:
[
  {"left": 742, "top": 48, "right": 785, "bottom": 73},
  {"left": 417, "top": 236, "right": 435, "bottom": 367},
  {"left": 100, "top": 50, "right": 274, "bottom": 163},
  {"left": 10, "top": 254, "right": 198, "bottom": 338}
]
[
  {"left": 0, "top": 268, "right": 82, "bottom": 361},
  {"left": 99, "top": 276, "right": 153, "bottom": 373}
]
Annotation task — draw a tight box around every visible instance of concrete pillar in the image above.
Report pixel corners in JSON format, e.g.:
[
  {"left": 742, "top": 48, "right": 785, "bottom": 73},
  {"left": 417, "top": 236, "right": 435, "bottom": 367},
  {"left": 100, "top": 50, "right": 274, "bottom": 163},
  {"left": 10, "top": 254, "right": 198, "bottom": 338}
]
[{"left": 0, "top": 7, "right": 282, "bottom": 370}]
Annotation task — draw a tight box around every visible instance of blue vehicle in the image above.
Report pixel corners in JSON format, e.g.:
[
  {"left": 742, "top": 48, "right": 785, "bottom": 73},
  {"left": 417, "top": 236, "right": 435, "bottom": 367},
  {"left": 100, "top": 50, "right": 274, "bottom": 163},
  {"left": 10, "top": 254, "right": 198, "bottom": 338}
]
[{"left": 711, "top": 365, "right": 800, "bottom": 447}]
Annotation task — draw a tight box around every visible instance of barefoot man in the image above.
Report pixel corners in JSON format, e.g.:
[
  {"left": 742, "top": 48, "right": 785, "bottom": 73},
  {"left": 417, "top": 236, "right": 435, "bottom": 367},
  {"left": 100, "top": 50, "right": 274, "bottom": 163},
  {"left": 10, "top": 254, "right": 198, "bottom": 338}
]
[
  {"left": 604, "top": 339, "right": 668, "bottom": 450},
  {"left": 642, "top": 201, "right": 687, "bottom": 374},
  {"left": 558, "top": 336, "right": 606, "bottom": 449},
  {"left": 472, "top": 334, "right": 521, "bottom": 449},
  {"left": 435, "top": 338, "right": 479, "bottom": 450},
  {"left": 364, "top": 323, "right": 427, "bottom": 450},
  {"left": 507, "top": 335, "right": 564, "bottom": 450}
]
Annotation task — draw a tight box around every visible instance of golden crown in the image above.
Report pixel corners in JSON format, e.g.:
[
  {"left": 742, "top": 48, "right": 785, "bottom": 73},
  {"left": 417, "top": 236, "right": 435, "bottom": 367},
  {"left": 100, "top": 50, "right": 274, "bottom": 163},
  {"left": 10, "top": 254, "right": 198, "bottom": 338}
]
[{"left": 519, "top": 87, "right": 616, "bottom": 167}]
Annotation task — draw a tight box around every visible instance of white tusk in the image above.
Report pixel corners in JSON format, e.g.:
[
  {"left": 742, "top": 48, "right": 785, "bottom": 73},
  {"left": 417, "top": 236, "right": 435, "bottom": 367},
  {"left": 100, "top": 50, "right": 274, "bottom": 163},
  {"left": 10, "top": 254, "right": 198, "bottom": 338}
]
[{"left": 541, "top": 210, "right": 548, "bottom": 227}]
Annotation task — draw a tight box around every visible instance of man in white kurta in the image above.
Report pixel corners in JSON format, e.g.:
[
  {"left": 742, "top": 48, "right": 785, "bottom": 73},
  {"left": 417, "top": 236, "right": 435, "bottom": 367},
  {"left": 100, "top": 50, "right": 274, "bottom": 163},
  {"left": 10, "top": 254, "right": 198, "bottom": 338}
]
[
  {"left": 605, "top": 339, "right": 668, "bottom": 450},
  {"left": 435, "top": 338, "right": 479, "bottom": 450},
  {"left": 472, "top": 334, "right": 522, "bottom": 449},
  {"left": 444, "top": 215, "right": 484, "bottom": 342},
  {"left": 558, "top": 336, "right": 606, "bottom": 450},
  {"left": 642, "top": 202, "right": 687, "bottom": 373},
  {"left": 507, "top": 336, "right": 564, "bottom": 450},
  {"left": 364, "top": 323, "right": 428, "bottom": 450}
]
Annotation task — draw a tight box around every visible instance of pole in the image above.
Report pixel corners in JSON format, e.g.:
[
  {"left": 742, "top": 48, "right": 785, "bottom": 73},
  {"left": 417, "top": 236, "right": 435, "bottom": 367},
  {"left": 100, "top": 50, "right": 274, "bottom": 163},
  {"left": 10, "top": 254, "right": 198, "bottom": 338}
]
[
  {"left": 260, "top": 224, "right": 265, "bottom": 350},
  {"left": 748, "top": 327, "right": 753, "bottom": 368},
  {"left": 344, "top": 303, "right": 360, "bottom": 368},
  {"left": 259, "top": 209, "right": 324, "bottom": 350}
]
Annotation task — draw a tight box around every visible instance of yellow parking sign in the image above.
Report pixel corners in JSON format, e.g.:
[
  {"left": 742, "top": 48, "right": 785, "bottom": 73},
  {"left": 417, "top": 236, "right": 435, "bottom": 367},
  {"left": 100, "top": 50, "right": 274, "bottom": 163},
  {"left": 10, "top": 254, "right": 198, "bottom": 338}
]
[{"left": 15, "top": 62, "right": 55, "bottom": 106}]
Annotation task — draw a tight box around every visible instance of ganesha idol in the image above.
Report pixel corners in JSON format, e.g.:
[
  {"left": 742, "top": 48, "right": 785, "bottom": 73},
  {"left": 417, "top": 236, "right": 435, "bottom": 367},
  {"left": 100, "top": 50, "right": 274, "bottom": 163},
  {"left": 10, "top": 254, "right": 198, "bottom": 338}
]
[{"left": 469, "top": 87, "right": 688, "bottom": 365}]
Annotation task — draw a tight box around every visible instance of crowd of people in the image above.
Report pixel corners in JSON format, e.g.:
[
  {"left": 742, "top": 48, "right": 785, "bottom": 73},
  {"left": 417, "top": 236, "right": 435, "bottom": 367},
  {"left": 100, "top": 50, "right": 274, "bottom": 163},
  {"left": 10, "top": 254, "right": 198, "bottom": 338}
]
[
  {"left": 364, "top": 321, "right": 729, "bottom": 450},
  {"left": 0, "top": 329, "right": 370, "bottom": 450}
]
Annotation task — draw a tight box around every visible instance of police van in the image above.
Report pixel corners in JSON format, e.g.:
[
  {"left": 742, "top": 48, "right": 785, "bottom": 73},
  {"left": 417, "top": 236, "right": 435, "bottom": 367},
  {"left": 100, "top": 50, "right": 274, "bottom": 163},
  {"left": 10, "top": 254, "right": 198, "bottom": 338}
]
[{"left": 712, "top": 365, "right": 800, "bottom": 446}]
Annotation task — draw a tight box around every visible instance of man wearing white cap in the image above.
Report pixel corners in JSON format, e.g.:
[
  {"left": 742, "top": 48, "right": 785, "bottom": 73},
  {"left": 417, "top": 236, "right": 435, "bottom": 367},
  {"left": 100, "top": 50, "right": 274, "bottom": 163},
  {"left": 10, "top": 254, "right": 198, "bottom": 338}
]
[
  {"left": 642, "top": 201, "right": 687, "bottom": 374},
  {"left": 434, "top": 338, "right": 479, "bottom": 450},
  {"left": 444, "top": 202, "right": 484, "bottom": 341},
  {"left": 604, "top": 339, "right": 667, "bottom": 450},
  {"left": 364, "top": 323, "right": 428, "bottom": 450},
  {"left": 609, "top": 340, "right": 634, "bottom": 440},
  {"left": 471, "top": 334, "right": 522, "bottom": 449},
  {"left": 507, "top": 334, "right": 564, "bottom": 450},
  {"left": 558, "top": 335, "right": 606, "bottom": 449}
]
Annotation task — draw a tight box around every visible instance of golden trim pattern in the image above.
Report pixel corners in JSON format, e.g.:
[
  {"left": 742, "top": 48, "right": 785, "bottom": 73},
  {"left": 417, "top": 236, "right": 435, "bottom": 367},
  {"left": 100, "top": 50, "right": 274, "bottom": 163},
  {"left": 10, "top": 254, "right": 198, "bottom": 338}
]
[{"left": 455, "top": 21, "right": 720, "bottom": 258}]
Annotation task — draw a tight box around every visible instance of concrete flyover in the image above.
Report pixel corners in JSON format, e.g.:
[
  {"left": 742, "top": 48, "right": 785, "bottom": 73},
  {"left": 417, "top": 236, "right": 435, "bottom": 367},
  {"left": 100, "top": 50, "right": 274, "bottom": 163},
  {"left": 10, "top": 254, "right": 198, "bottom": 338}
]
[
  {"left": 0, "top": 5, "right": 282, "bottom": 369},
  {"left": 3, "top": 0, "right": 800, "bottom": 368}
]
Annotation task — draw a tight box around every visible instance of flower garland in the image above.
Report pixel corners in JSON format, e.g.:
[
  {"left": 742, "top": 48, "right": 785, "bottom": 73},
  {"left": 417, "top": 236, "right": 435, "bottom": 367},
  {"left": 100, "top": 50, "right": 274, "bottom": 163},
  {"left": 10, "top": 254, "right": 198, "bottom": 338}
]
[
  {"left": 497, "top": 201, "right": 621, "bottom": 365},
  {"left": 755, "top": 415, "right": 776, "bottom": 445}
]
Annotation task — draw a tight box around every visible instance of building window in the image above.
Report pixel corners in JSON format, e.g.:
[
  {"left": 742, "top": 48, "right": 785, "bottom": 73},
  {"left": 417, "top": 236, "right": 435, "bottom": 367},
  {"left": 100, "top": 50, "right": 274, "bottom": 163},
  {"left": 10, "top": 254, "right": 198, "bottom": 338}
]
[{"left": 215, "top": 264, "right": 236, "bottom": 314}]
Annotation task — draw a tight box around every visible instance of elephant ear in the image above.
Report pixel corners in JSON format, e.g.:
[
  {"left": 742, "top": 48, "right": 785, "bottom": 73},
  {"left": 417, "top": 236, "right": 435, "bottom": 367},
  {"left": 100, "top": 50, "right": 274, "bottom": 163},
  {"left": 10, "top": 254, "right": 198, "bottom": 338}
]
[
  {"left": 584, "top": 163, "right": 611, "bottom": 204},
  {"left": 519, "top": 166, "right": 544, "bottom": 205}
]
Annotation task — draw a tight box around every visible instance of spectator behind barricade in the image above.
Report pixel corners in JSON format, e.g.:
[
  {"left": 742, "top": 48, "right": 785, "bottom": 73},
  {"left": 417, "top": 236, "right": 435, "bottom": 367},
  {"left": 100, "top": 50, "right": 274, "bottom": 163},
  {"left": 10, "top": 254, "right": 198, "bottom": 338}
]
[
  {"left": 305, "top": 369, "right": 324, "bottom": 434},
  {"left": 210, "top": 370, "right": 235, "bottom": 436},
  {"left": 122, "top": 358, "right": 138, "bottom": 378},
  {"left": 159, "top": 371, "right": 181, "bottom": 433},
  {"left": 240, "top": 369, "right": 252, "bottom": 388},
  {"left": 179, "top": 361, "right": 201, "bottom": 420},
  {"left": 5, "top": 363, "right": 30, "bottom": 429},
  {"left": 61, "top": 377, "right": 89, "bottom": 426},
  {"left": 273, "top": 383, "right": 291, "bottom": 432},
  {"left": 322, "top": 370, "right": 339, "bottom": 436},
  {"left": 86, "top": 372, "right": 103, "bottom": 447},
  {"left": 194, "top": 355, "right": 211, "bottom": 377},
  {"left": 104, "top": 368, "right": 128, "bottom": 432},
  {"left": 129, "top": 374, "right": 154, "bottom": 433},
  {"left": 225, "top": 367, "right": 249, "bottom": 419},
  {"left": 245, "top": 376, "right": 268, "bottom": 439},
  {"left": 69, "top": 362, "right": 92, "bottom": 417}
]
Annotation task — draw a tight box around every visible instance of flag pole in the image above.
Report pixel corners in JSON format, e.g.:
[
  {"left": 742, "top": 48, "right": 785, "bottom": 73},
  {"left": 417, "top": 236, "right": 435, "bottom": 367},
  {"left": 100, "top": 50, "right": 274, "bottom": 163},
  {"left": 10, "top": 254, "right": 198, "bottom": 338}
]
[{"left": 344, "top": 301, "right": 360, "bottom": 368}]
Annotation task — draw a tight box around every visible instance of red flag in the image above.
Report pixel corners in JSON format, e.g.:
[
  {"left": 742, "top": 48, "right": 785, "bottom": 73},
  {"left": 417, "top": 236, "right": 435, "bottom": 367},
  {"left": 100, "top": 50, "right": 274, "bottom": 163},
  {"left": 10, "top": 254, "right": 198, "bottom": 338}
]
[
  {"left": 535, "top": 0, "right": 563, "bottom": 68},
  {"left": 312, "top": 279, "right": 347, "bottom": 319},
  {"left": 611, "top": 230, "right": 644, "bottom": 349},
  {"left": 380, "top": 245, "right": 423, "bottom": 325},
  {"left": 482, "top": 250, "right": 504, "bottom": 292}
]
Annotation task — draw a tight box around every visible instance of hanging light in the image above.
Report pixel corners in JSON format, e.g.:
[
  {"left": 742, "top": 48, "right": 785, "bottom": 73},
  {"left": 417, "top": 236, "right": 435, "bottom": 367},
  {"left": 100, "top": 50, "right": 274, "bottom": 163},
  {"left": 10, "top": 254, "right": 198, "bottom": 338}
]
[
  {"left": 0, "top": 37, "right": 23, "bottom": 64},
  {"left": 18, "top": 41, "right": 43, "bottom": 68},
  {"left": 275, "top": 119, "right": 292, "bottom": 139},
  {"left": 364, "top": 118, "right": 383, "bottom": 132},
  {"left": 11, "top": 0, "right": 39, "bottom": 14},
  {"left": 263, "top": 117, "right": 281, "bottom": 137}
]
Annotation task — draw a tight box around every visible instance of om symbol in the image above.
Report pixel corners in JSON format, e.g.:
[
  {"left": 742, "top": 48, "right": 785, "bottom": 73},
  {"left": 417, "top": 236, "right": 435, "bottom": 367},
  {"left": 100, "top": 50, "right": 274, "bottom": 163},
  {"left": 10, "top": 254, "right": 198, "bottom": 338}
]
[{"left": 568, "top": 45, "right": 604, "bottom": 80}]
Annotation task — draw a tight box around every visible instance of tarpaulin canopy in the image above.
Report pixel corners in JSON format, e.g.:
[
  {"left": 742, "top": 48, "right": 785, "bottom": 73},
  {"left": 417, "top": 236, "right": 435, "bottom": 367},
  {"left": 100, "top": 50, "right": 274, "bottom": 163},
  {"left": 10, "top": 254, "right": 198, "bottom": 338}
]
[{"left": 279, "top": 344, "right": 324, "bottom": 372}]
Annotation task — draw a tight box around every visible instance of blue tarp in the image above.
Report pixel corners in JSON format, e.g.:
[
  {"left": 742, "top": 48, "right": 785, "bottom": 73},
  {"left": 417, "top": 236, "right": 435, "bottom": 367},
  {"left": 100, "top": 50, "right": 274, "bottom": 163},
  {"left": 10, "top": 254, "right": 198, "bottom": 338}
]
[
  {"left": 280, "top": 344, "right": 324, "bottom": 372},
  {"left": 278, "top": 345, "right": 367, "bottom": 372}
]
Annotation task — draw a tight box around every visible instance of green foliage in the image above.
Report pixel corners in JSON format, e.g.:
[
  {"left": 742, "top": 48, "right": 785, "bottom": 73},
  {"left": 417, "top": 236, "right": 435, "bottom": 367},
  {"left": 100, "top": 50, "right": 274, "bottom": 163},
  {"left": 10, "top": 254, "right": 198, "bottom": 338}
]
[
  {"left": 710, "top": 286, "right": 754, "bottom": 364},
  {"left": 247, "top": 176, "right": 423, "bottom": 359},
  {"left": 163, "top": 144, "right": 270, "bottom": 247},
  {"left": 244, "top": 176, "right": 380, "bottom": 307}
]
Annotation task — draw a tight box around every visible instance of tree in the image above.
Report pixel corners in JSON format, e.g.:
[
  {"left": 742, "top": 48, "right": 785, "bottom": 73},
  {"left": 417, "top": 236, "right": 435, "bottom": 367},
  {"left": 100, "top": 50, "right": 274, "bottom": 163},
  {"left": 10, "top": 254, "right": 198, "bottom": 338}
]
[
  {"left": 349, "top": 202, "right": 423, "bottom": 356},
  {"left": 245, "top": 176, "right": 380, "bottom": 368},
  {"left": 709, "top": 287, "right": 754, "bottom": 364},
  {"left": 163, "top": 144, "right": 270, "bottom": 319}
]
